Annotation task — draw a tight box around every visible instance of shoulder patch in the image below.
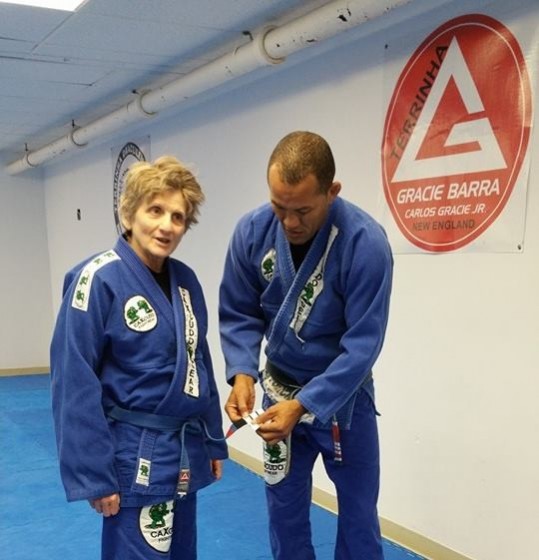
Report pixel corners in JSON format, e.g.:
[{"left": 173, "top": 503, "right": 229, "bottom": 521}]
[{"left": 71, "top": 250, "right": 120, "bottom": 311}]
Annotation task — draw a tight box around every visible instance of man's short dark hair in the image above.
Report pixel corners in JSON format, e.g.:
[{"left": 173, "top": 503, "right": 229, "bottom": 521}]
[{"left": 267, "top": 131, "right": 336, "bottom": 192}]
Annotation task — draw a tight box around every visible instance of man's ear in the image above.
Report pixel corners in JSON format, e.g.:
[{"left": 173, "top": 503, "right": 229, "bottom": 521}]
[{"left": 328, "top": 181, "right": 342, "bottom": 202}]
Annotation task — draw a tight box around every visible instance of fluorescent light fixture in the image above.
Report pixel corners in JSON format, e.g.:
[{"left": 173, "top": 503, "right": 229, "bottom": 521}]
[{"left": 1, "top": 0, "right": 84, "bottom": 9}]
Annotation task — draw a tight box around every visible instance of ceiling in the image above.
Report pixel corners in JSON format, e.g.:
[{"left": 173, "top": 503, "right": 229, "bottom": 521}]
[{"left": 0, "top": 0, "right": 335, "bottom": 167}]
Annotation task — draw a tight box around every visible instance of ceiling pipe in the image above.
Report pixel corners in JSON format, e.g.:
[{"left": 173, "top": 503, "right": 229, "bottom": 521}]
[{"left": 6, "top": 0, "right": 413, "bottom": 175}]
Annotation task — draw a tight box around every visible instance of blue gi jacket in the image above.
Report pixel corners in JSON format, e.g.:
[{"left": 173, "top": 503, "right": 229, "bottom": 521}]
[
  {"left": 51, "top": 236, "right": 227, "bottom": 506},
  {"left": 219, "top": 197, "right": 393, "bottom": 425}
]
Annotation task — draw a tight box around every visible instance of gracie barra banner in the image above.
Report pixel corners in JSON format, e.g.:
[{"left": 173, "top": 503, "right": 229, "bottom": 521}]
[
  {"left": 111, "top": 136, "right": 151, "bottom": 235},
  {"left": 380, "top": 13, "right": 536, "bottom": 253}
]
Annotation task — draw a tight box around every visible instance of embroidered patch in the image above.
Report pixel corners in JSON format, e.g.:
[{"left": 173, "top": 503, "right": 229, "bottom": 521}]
[
  {"left": 124, "top": 296, "right": 157, "bottom": 332},
  {"left": 179, "top": 287, "right": 199, "bottom": 397},
  {"left": 176, "top": 468, "right": 190, "bottom": 497},
  {"left": 289, "top": 225, "right": 339, "bottom": 336},
  {"left": 261, "top": 248, "right": 276, "bottom": 282},
  {"left": 139, "top": 501, "right": 174, "bottom": 553},
  {"left": 263, "top": 437, "right": 291, "bottom": 485},
  {"left": 136, "top": 458, "right": 151, "bottom": 486},
  {"left": 71, "top": 250, "right": 120, "bottom": 311}
]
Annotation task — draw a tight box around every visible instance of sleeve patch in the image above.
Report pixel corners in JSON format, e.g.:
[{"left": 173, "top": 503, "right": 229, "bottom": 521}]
[{"left": 71, "top": 250, "right": 120, "bottom": 311}]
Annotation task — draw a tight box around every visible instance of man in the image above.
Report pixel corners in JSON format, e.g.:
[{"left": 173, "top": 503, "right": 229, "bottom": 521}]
[{"left": 219, "top": 131, "right": 393, "bottom": 559}]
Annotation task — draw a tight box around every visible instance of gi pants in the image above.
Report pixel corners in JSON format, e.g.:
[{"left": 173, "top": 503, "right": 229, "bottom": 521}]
[
  {"left": 101, "top": 494, "right": 197, "bottom": 560},
  {"left": 265, "top": 391, "right": 384, "bottom": 560}
]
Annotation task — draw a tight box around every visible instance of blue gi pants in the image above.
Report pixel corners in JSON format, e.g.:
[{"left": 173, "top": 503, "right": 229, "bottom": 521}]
[
  {"left": 265, "top": 391, "right": 384, "bottom": 560},
  {"left": 101, "top": 493, "right": 197, "bottom": 560}
]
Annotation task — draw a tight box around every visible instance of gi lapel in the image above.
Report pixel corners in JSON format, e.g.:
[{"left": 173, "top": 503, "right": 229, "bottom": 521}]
[
  {"left": 155, "top": 266, "right": 202, "bottom": 417},
  {"left": 266, "top": 205, "right": 339, "bottom": 352},
  {"left": 115, "top": 237, "right": 175, "bottom": 332}
]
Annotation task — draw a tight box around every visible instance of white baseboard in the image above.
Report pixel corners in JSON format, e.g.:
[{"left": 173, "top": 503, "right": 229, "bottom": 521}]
[
  {"left": 227, "top": 447, "right": 473, "bottom": 560},
  {"left": 0, "top": 367, "right": 49, "bottom": 376}
]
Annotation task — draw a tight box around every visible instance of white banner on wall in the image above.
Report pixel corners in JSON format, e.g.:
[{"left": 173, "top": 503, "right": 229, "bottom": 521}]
[
  {"left": 111, "top": 137, "right": 151, "bottom": 235},
  {"left": 380, "top": 13, "right": 535, "bottom": 253}
]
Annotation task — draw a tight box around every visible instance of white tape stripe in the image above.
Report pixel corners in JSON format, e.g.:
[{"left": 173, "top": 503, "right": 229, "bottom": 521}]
[
  {"left": 179, "top": 287, "right": 199, "bottom": 397},
  {"left": 71, "top": 250, "right": 120, "bottom": 311}
]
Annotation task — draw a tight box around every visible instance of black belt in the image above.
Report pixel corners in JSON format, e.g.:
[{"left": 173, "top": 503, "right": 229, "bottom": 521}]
[
  {"left": 265, "top": 361, "right": 302, "bottom": 390},
  {"left": 266, "top": 361, "right": 374, "bottom": 391}
]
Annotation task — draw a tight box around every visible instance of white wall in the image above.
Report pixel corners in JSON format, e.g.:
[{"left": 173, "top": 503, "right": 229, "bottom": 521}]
[
  {"left": 0, "top": 165, "right": 52, "bottom": 369},
  {"left": 45, "top": 154, "right": 120, "bottom": 312},
  {"left": 39, "top": 0, "right": 538, "bottom": 559}
]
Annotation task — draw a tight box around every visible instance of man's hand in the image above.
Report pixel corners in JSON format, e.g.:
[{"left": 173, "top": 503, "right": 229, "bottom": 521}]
[
  {"left": 89, "top": 493, "right": 120, "bottom": 517},
  {"left": 255, "top": 399, "right": 306, "bottom": 445},
  {"left": 225, "top": 373, "right": 256, "bottom": 422}
]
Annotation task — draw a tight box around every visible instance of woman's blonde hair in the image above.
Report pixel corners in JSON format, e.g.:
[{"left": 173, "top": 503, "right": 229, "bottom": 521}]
[{"left": 120, "top": 155, "right": 205, "bottom": 234}]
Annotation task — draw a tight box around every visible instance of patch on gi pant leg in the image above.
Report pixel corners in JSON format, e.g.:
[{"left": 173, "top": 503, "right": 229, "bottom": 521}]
[
  {"left": 263, "top": 435, "right": 291, "bottom": 485},
  {"left": 139, "top": 500, "right": 175, "bottom": 553}
]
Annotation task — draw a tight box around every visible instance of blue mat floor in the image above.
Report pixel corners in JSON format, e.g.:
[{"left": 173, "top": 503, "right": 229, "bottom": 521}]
[{"left": 0, "top": 375, "right": 425, "bottom": 559}]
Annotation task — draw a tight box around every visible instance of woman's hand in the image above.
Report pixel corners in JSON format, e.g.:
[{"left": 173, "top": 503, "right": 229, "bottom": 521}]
[
  {"left": 211, "top": 459, "right": 223, "bottom": 480},
  {"left": 89, "top": 493, "right": 121, "bottom": 517}
]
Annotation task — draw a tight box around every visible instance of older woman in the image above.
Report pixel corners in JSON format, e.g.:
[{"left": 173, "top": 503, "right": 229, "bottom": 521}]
[{"left": 50, "top": 156, "right": 227, "bottom": 560}]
